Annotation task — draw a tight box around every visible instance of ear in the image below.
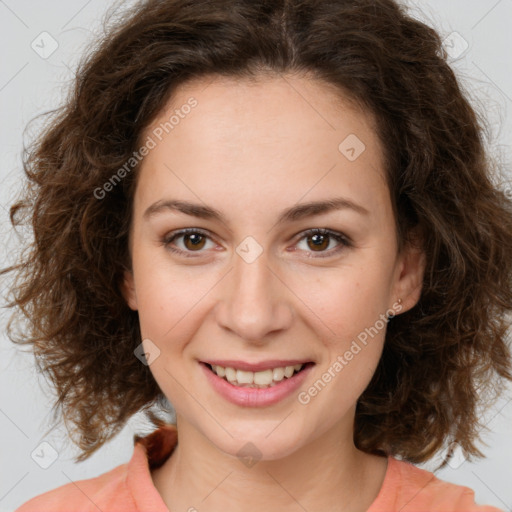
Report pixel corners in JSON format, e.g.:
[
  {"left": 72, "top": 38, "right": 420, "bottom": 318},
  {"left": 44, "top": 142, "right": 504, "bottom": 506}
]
[
  {"left": 120, "top": 268, "right": 138, "bottom": 311},
  {"left": 392, "top": 227, "right": 426, "bottom": 315}
]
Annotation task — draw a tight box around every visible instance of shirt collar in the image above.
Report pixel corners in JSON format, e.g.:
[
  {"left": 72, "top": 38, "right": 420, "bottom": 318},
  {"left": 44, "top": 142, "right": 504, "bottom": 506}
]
[{"left": 126, "top": 423, "right": 178, "bottom": 511}]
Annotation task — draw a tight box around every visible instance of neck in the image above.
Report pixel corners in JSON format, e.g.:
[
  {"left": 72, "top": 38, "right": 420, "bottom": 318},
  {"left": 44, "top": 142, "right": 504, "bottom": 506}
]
[{"left": 151, "top": 414, "right": 388, "bottom": 512}]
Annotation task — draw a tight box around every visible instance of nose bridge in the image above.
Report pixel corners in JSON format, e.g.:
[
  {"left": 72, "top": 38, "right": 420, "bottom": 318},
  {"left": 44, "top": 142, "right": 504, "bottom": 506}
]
[{"left": 216, "top": 245, "right": 292, "bottom": 341}]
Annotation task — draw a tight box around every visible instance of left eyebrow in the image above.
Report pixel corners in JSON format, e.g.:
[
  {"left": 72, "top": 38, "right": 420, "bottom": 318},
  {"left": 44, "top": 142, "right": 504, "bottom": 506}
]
[
  {"left": 277, "top": 197, "right": 370, "bottom": 223},
  {"left": 142, "top": 197, "right": 370, "bottom": 224}
]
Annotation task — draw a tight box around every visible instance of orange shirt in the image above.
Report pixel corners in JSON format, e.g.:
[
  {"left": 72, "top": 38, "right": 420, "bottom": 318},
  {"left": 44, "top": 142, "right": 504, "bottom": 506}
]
[{"left": 15, "top": 424, "right": 503, "bottom": 512}]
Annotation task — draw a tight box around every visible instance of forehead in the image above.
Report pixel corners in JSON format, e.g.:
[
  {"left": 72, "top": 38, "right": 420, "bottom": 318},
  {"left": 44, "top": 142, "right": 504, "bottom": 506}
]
[{"left": 134, "top": 74, "right": 390, "bottom": 225}]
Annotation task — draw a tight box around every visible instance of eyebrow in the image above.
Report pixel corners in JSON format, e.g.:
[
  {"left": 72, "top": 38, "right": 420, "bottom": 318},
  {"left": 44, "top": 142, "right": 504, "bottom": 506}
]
[{"left": 143, "top": 197, "right": 370, "bottom": 225}]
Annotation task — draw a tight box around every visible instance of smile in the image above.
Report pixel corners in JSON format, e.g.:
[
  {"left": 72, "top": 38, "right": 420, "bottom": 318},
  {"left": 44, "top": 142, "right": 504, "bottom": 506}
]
[
  {"left": 208, "top": 363, "right": 306, "bottom": 388},
  {"left": 200, "top": 361, "right": 315, "bottom": 407}
]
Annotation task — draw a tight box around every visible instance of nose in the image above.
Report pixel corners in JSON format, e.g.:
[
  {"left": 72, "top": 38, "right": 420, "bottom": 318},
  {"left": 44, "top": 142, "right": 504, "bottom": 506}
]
[{"left": 215, "top": 247, "right": 294, "bottom": 344}]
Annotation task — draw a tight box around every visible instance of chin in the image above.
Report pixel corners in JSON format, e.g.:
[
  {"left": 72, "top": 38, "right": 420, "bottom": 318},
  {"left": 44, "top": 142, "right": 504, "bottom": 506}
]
[{"left": 207, "top": 423, "right": 306, "bottom": 462}]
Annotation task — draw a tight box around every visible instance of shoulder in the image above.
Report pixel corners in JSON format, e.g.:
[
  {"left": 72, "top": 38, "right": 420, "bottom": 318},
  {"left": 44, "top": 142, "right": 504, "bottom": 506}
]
[
  {"left": 14, "top": 462, "right": 135, "bottom": 512},
  {"left": 13, "top": 425, "right": 177, "bottom": 512},
  {"left": 371, "top": 456, "right": 504, "bottom": 512}
]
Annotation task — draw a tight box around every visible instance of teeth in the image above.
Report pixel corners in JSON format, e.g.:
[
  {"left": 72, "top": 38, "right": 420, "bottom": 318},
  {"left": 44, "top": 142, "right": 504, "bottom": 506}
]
[
  {"left": 272, "top": 367, "right": 285, "bottom": 381},
  {"left": 254, "top": 369, "right": 272, "bottom": 385},
  {"left": 236, "top": 370, "right": 254, "bottom": 384},
  {"left": 211, "top": 363, "right": 305, "bottom": 388},
  {"left": 284, "top": 366, "right": 295, "bottom": 378},
  {"left": 225, "top": 367, "right": 236, "bottom": 381}
]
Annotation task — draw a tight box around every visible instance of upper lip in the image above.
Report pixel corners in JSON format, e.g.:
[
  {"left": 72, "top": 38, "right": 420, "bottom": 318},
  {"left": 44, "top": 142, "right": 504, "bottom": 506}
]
[{"left": 202, "top": 359, "right": 313, "bottom": 372}]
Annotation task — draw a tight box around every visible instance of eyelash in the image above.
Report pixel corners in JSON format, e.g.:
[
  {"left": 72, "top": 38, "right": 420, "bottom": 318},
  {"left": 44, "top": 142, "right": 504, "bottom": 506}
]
[{"left": 162, "top": 227, "right": 352, "bottom": 259}]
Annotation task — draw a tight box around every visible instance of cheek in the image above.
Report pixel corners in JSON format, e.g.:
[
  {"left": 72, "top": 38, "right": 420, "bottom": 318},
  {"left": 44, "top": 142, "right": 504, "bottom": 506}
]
[
  {"left": 294, "top": 262, "right": 391, "bottom": 395},
  {"left": 298, "top": 272, "right": 389, "bottom": 413},
  {"left": 294, "top": 262, "right": 392, "bottom": 340},
  {"left": 135, "top": 280, "right": 199, "bottom": 342},
  {"left": 132, "top": 251, "right": 219, "bottom": 344}
]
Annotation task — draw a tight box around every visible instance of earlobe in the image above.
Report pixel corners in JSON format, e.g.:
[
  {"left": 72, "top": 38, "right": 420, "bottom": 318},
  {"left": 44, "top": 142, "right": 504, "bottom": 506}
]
[{"left": 121, "top": 269, "right": 138, "bottom": 311}]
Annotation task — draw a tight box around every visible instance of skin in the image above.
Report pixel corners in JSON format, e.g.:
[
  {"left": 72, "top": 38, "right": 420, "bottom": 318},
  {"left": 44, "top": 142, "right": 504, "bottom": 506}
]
[{"left": 122, "top": 73, "right": 426, "bottom": 512}]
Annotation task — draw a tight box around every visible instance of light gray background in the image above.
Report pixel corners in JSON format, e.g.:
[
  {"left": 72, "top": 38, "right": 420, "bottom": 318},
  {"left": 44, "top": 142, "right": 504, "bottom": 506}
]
[{"left": 1, "top": 1, "right": 511, "bottom": 511}]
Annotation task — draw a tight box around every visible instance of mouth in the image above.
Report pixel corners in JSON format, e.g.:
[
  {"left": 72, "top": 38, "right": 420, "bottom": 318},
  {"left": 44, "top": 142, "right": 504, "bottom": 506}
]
[
  {"left": 202, "top": 361, "right": 315, "bottom": 389},
  {"left": 200, "top": 359, "right": 316, "bottom": 407}
]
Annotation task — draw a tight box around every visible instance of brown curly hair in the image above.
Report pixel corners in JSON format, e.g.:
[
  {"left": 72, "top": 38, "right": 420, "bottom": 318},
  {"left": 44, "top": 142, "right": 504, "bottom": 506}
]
[{"left": 1, "top": 0, "right": 511, "bottom": 468}]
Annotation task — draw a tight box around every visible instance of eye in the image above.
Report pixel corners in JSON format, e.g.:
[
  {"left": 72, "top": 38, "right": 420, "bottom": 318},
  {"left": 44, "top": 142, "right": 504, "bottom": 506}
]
[
  {"left": 162, "top": 228, "right": 216, "bottom": 257},
  {"left": 293, "top": 228, "right": 352, "bottom": 258}
]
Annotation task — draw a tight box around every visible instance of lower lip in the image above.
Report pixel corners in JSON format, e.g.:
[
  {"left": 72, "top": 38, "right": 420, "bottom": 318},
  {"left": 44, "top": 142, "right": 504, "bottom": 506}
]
[{"left": 200, "top": 362, "right": 314, "bottom": 407}]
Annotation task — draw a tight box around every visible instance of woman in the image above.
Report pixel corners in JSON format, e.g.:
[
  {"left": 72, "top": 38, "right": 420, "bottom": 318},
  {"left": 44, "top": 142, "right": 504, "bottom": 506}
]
[{"left": 3, "top": 0, "right": 511, "bottom": 510}]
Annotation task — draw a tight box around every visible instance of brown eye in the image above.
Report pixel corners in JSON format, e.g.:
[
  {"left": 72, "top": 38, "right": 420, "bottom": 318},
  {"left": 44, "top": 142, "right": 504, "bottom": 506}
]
[
  {"left": 182, "top": 233, "right": 206, "bottom": 251},
  {"left": 163, "top": 228, "right": 214, "bottom": 257},
  {"left": 295, "top": 228, "right": 351, "bottom": 258},
  {"left": 306, "top": 233, "right": 330, "bottom": 251}
]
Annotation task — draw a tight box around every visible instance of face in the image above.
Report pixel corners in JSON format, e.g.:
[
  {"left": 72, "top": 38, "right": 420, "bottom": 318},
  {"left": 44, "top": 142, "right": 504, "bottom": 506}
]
[{"left": 122, "top": 74, "right": 425, "bottom": 461}]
